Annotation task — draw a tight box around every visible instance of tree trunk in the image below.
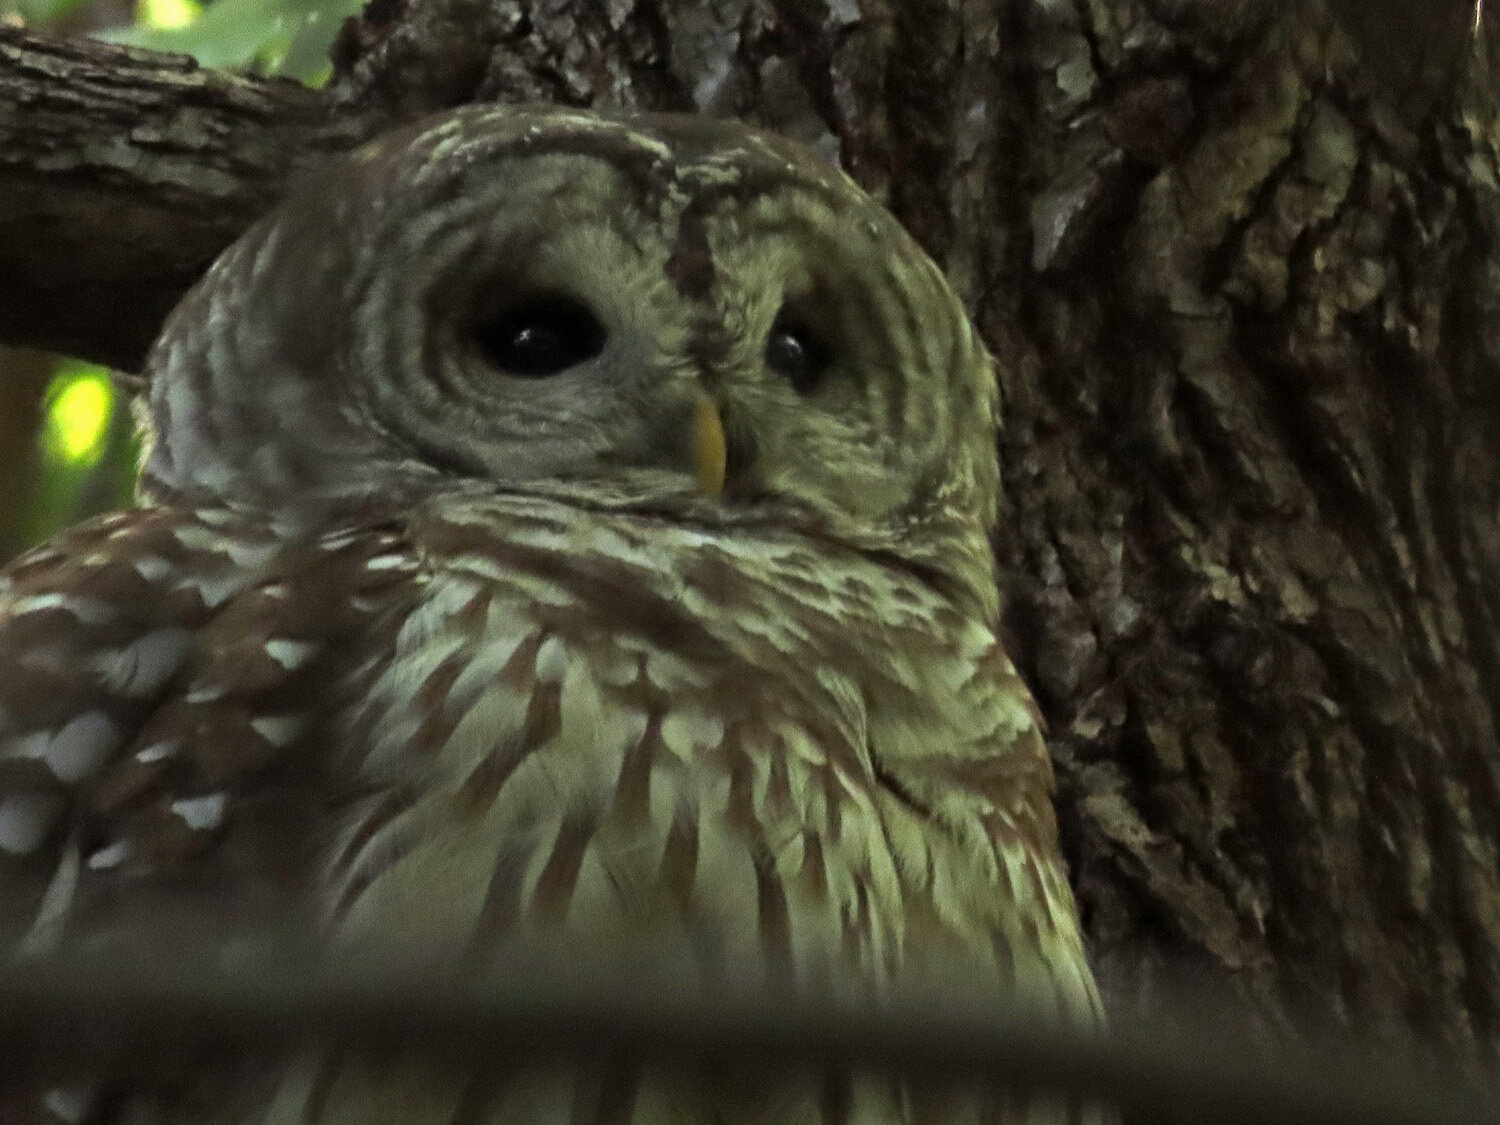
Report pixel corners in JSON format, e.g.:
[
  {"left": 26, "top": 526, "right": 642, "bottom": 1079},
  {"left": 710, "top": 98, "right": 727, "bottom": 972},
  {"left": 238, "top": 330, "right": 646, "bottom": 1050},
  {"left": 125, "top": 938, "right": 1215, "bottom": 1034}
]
[{"left": 3, "top": 0, "right": 1499, "bottom": 1078}]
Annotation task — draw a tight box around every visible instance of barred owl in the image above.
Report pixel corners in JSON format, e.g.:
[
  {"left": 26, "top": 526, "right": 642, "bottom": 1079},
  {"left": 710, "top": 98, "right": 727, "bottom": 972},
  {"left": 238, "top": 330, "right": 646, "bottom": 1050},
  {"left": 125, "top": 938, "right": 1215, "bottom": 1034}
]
[{"left": 0, "top": 106, "right": 1103, "bottom": 1122}]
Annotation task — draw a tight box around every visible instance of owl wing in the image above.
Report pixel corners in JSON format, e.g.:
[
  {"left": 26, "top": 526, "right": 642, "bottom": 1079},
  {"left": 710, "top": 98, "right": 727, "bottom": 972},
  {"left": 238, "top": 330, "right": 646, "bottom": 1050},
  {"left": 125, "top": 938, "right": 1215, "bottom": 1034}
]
[
  {"left": 862, "top": 632, "right": 1104, "bottom": 1027},
  {"left": 0, "top": 504, "right": 426, "bottom": 1121},
  {"left": 0, "top": 507, "right": 255, "bottom": 944},
  {"left": 0, "top": 504, "right": 420, "bottom": 937}
]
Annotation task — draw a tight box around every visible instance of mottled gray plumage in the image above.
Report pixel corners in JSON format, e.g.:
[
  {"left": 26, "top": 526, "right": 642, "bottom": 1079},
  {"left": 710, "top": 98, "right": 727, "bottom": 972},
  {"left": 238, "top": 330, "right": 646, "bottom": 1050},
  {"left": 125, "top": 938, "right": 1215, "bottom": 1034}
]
[{"left": 0, "top": 105, "right": 1102, "bottom": 1123}]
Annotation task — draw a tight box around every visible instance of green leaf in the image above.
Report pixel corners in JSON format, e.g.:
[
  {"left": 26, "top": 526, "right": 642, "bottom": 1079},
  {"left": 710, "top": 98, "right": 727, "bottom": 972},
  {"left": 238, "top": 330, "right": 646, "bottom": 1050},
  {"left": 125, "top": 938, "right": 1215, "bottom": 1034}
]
[
  {"left": 42, "top": 361, "right": 112, "bottom": 469},
  {"left": 100, "top": 0, "right": 363, "bottom": 77},
  {"left": 7, "top": 0, "right": 96, "bottom": 24},
  {"left": 25, "top": 361, "right": 138, "bottom": 547}
]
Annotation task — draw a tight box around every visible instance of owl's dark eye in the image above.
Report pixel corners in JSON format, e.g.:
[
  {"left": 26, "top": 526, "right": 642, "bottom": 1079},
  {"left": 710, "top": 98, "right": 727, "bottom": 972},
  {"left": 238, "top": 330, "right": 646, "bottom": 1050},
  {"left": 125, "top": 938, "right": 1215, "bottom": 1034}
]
[
  {"left": 474, "top": 296, "right": 607, "bottom": 377},
  {"left": 765, "top": 312, "right": 831, "bottom": 395}
]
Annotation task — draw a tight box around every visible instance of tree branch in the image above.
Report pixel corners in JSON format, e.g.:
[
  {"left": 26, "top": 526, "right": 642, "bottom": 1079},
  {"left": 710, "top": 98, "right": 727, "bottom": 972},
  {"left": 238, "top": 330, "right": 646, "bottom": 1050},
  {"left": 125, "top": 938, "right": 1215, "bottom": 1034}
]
[
  {"left": 0, "top": 28, "right": 371, "bottom": 371},
  {"left": 3, "top": 941, "right": 1497, "bottom": 1125}
]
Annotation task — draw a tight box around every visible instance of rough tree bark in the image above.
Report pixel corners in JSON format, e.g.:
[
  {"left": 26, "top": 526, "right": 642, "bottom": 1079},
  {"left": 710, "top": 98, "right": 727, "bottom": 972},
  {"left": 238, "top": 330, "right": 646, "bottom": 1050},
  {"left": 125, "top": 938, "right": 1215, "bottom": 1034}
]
[{"left": 3, "top": 0, "right": 1499, "bottom": 1085}]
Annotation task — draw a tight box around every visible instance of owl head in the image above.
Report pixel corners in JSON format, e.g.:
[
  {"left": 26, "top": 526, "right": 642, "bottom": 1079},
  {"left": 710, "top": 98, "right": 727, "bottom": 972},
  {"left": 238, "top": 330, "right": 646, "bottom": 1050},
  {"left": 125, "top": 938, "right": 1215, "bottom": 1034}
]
[{"left": 142, "top": 105, "right": 1002, "bottom": 616}]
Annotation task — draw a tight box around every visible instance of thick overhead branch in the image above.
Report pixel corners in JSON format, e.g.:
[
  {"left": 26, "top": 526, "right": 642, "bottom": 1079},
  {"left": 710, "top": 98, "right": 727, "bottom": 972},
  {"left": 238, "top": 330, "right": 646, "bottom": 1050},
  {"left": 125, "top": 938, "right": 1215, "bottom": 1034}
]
[{"left": 0, "top": 29, "right": 368, "bottom": 370}]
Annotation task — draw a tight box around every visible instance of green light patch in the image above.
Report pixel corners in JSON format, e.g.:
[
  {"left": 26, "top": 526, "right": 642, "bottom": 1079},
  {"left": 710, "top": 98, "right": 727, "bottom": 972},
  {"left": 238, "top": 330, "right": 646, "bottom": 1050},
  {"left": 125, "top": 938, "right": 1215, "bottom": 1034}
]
[{"left": 43, "top": 363, "right": 114, "bottom": 468}]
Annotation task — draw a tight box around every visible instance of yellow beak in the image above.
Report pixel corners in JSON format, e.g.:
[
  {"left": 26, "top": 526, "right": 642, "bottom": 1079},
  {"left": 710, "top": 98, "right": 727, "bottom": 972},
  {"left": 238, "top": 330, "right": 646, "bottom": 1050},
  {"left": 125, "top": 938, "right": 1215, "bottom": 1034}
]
[{"left": 691, "top": 394, "right": 727, "bottom": 497}]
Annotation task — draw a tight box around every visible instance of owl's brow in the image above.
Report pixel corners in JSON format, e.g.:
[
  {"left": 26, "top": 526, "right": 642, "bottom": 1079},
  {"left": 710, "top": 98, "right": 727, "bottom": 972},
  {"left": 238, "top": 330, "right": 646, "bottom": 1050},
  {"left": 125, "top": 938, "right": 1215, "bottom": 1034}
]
[
  {"left": 664, "top": 190, "right": 719, "bottom": 302},
  {"left": 405, "top": 117, "right": 679, "bottom": 216},
  {"left": 661, "top": 166, "right": 863, "bottom": 306},
  {"left": 406, "top": 112, "right": 866, "bottom": 305}
]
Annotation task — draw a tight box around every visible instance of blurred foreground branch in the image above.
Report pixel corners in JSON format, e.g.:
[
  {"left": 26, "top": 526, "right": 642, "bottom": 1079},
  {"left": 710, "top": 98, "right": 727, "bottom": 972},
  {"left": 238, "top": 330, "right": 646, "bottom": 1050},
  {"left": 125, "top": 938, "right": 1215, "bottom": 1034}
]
[{"left": 0, "top": 941, "right": 1495, "bottom": 1125}]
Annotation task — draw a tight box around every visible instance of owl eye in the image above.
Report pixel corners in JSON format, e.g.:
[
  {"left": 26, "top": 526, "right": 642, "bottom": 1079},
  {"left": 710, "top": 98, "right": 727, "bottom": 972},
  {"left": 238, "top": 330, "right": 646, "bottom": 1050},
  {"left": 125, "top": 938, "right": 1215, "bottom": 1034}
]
[
  {"left": 474, "top": 296, "right": 607, "bottom": 377},
  {"left": 765, "top": 312, "right": 831, "bottom": 395}
]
